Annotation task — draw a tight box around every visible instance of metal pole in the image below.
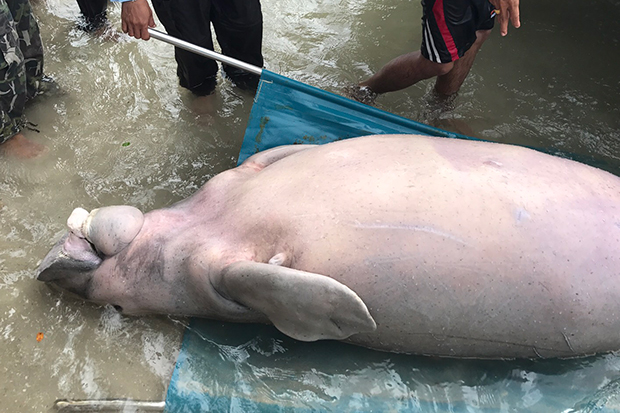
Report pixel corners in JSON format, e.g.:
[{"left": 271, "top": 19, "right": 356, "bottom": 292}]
[
  {"left": 54, "top": 399, "right": 165, "bottom": 412},
  {"left": 147, "top": 28, "right": 263, "bottom": 76}
]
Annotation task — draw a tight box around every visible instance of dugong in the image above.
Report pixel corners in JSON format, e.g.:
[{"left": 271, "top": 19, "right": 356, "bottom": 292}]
[{"left": 38, "top": 134, "right": 620, "bottom": 359}]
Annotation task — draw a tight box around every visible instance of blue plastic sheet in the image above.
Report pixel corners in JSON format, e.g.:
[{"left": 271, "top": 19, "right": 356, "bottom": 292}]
[
  {"left": 163, "top": 71, "right": 615, "bottom": 412},
  {"left": 237, "top": 70, "right": 476, "bottom": 164},
  {"left": 164, "top": 321, "right": 614, "bottom": 412}
]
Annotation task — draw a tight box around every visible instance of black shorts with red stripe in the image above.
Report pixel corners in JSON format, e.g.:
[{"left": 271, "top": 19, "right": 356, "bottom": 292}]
[{"left": 421, "top": 0, "right": 496, "bottom": 64}]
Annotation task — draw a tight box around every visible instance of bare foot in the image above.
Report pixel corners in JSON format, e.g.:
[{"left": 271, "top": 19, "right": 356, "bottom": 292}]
[
  {"left": 345, "top": 84, "right": 378, "bottom": 106},
  {"left": 191, "top": 94, "right": 216, "bottom": 125},
  {"left": 192, "top": 94, "right": 216, "bottom": 115},
  {"left": 1, "top": 133, "right": 47, "bottom": 159}
]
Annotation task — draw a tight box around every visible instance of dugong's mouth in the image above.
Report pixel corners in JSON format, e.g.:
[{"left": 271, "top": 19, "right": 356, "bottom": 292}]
[{"left": 37, "top": 232, "right": 103, "bottom": 299}]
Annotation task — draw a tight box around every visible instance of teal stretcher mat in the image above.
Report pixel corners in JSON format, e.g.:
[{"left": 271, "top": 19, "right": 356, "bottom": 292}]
[
  {"left": 237, "top": 70, "right": 476, "bottom": 164},
  {"left": 165, "top": 320, "right": 613, "bottom": 412}
]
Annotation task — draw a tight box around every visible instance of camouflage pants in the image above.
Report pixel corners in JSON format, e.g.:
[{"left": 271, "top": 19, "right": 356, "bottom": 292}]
[{"left": 0, "top": 0, "right": 43, "bottom": 144}]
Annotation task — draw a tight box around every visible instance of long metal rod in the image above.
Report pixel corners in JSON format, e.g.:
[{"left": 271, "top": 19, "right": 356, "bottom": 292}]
[
  {"left": 147, "top": 28, "right": 263, "bottom": 76},
  {"left": 54, "top": 399, "right": 165, "bottom": 411}
]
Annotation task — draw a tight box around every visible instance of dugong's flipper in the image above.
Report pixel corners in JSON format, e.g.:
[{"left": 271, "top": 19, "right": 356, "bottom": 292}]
[
  {"left": 216, "top": 261, "right": 377, "bottom": 341},
  {"left": 67, "top": 206, "right": 144, "bottom": 256}
]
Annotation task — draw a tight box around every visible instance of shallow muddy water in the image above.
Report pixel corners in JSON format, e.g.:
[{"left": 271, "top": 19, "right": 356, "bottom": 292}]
[{"left": 1, "top": 0, "right": 619, "bottom": 411}]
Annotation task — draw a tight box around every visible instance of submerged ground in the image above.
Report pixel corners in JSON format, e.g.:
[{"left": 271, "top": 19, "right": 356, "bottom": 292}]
[{"left": 1, "top": 0, "right": 619, "bottom": 411}]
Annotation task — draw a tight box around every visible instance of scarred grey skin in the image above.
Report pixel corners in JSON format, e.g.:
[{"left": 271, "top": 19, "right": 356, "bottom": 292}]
[{"left": 38, "top": 134, "right": 620, "bottom": 359}]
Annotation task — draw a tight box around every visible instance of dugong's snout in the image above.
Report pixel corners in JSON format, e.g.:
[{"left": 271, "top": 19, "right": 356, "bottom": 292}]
[
  {"left": 37, "top": 232, "right": 103, "bottom": 300},
  {"left": 37, "top": 205, "right": 144, "bottom": 300}
]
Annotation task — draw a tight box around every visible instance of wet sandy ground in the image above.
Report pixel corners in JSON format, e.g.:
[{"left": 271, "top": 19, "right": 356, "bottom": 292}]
[{"left": 1, "top": 0, "right": 619, "bottom": 411}]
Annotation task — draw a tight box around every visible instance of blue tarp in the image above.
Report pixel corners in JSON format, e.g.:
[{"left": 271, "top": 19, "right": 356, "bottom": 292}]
[
  {"left": 164, "top": 318, "right": 614, "bottom": 412},
  {"left": 237, "top": 70, "right": 476, "bottom": 165}
]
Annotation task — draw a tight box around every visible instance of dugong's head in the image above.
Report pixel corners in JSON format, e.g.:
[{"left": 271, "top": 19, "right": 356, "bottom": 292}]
[{"left": 37, "top": 206, "right": 144, "bottom": 301}]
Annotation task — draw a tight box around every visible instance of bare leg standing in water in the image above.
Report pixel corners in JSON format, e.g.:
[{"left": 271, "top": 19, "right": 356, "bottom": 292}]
[
  {"left": 351, "top": 0, "right": 520, "bottom": 105},
  {"left": 433, "top": 29, "right": 492, "bottom": 96}
]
